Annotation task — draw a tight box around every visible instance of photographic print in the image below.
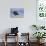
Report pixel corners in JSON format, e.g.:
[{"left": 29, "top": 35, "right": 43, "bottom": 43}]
[{"left": 10, "top": 8, "right": 24, "bottom": 18}]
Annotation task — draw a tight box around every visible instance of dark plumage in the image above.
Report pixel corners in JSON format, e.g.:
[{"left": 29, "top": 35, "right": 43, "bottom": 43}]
[{"left": 13, "top": 11, "right": 19, "bottom": 15}]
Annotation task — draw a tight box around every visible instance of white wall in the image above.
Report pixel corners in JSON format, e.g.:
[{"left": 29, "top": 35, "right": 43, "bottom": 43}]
[{"left": 0, "top": 0, "right": 36, "bottom": 42}]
